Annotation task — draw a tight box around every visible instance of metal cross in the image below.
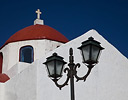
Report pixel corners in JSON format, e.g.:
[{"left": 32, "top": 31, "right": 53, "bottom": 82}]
[{"left": 36, "top": 9, "right": 42, "bottom": 19}]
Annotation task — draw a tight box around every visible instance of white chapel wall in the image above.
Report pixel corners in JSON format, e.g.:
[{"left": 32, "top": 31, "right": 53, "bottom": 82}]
[
  {"left": 3, "top": 62, "right": 37, "bottom": 100},
  {"left": 37, "top": 29, "right": 128, "bottom": 100},
  {"left": 0, "top": 83, "right": 5, "bottom": 100},
  {"left": 0, "top": 39, "right": 64, "bottom": 73},
  {"left": 0, "top": 29, "right": 128, "bottom": 100}
]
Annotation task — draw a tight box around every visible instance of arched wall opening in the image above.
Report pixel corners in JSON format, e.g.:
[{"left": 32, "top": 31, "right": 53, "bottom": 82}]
[
  {"left": 19, "top": 46, "right": 34, "bottom": 63},
  {"left": 0, "top": 53, "right": 3, "bottom": 73}
]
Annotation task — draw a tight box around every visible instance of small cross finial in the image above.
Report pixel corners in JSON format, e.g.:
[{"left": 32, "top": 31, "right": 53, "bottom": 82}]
[{"left": 36, "top": 9, "right": 42, "bottom": 19}]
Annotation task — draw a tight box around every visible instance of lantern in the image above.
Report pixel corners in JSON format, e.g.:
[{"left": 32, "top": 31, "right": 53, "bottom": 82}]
[
  {"left": 78, "top": 37, "right": 104, "bottom": 65},
  {"left": 43, "top": 53, "right": 67, "bottom": 80}
]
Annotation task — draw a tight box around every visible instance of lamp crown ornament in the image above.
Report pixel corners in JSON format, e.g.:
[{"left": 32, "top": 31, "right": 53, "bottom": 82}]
[
  {"left": 53, "top": 53, "right": 57, "bottom": 56},
  {"left": 88, "top": 37, "right": 94, "bottom": 40}
]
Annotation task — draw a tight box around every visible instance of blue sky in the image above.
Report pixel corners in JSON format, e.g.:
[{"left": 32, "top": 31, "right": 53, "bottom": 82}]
[{"left": 0, "top": 0, "right": 127, "bottom": 58}]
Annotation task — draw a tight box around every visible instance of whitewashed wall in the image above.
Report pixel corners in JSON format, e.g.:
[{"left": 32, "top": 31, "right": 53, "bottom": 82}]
[
  {"left": 0, "top": 83, "right": 5, "bottom": 100},
  {"left": 0, "top": 29, "right": 128, "bottom": 100},
  {"left": 37, "top": 29, "right": 128, "bottom": 100},
  {"left": 3, "top": 62, "right": 37, "bottom": 100},
  {"left": 0, "top": 39, "right": 63, "bottom": 73}
]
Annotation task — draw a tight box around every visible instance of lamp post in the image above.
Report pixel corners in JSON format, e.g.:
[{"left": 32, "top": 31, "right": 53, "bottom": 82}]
[{"left": 43, "top": 37, "right": 104, "bottom": 100}]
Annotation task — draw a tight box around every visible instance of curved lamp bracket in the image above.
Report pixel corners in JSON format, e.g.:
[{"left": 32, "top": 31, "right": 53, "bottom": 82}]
[
  {"left": 53, "top": 67, "right": 70, "bottom": 90},
  {"left": 74, "top": 63, "right": 93, "bottom": 82}
]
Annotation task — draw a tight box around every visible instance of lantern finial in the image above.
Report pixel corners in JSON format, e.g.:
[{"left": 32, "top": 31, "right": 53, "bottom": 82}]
[
  {"left": 88, "top": 37, "right": 94, "bottom": 40},
  {"left": 53, "top": 53, "right": 57, "bottom": 56}
]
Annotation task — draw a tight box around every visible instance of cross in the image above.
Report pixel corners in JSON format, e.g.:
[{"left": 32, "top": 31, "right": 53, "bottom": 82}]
[{"left": 36, "top": 9, "right": 42, "bottom": 19}]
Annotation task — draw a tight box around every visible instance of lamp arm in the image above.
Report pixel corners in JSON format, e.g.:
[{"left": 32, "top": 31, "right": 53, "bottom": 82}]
[
  {"left": 53, "top": 67, "right": 70, "bottom": 90},
  {"left": 74, "top": 63, "right": 93, "bottom": 82}
]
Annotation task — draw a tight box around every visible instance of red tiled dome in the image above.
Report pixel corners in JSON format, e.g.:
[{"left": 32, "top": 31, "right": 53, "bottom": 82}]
[{"left": 1, "top": 24, "right": 68, "bottom": 49}]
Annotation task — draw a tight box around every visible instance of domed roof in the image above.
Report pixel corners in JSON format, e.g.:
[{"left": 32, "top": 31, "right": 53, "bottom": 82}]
[{"left": 1, "top": 24, "right": 68, "bottom": 49}]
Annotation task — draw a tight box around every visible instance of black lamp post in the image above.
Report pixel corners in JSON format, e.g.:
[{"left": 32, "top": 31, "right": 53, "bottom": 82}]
[{"left": 43, "top": 37, "right": 104, "bottom": 100}]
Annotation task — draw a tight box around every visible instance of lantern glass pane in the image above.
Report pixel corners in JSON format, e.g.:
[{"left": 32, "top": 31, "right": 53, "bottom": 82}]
[
  {"left": 91, "top": 45, "right": 100, "bottom": 61},
  {"left": 56, "top": 60, "right": 64, "bottom": 76},
  {"left": 47, "top": 61, "right": 55, "bottom": 76},
  {"left": 82, "top": 45, "right": 90, "bottom": 62}
]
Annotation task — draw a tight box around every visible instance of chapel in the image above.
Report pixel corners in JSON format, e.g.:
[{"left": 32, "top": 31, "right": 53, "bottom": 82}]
[
  {"left": 0, "top": 9, "right": 128, "bottom": 100},
  {"left": 0, "top": 9, "right": 68, "bottom": 82}
]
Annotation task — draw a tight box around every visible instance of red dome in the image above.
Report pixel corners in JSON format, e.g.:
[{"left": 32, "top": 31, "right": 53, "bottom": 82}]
[{"left": 1, "top": 24, "right": 68, "bottom": 49}]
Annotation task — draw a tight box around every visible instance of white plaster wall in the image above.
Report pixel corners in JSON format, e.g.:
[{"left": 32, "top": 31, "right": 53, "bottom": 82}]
[
  {"left": 6, "top": 62, "right": 31, "bottom": 78},
  {"left": 3, "top": 62, "right": 37, "bottom": 100},
  {"left": 37, "top": 29, "right": 128, "bottom": 100},
  {"left": 0, "top": 29, "right": 128, "bottom": 100},
  {"left": 0, "top": 83, "right": 5, "bottom": 100},
  {"left": 0, "top": 39, "right": 63, "bottom": 73}
]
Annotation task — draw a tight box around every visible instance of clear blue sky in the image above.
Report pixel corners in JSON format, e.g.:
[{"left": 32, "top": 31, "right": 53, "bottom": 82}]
[{"left": 0, "top": 0, "right": 127, "bottom": 58}]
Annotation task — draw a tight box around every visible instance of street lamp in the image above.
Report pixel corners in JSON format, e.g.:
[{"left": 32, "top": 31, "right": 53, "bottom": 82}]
[{"left": 43, "top": 37, "right": 104, "bottom": 100}]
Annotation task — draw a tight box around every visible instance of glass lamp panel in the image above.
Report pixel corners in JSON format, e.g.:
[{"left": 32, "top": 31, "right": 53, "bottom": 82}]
[
  {"left": 96, "top": 50, "right": 102, "bottom": 61},
  {"left": 56, "top": 60, "right": 64, "bottom": 76},
  {"left": 46, "top": 61, "right": 55, "bottom": 76},
  {"left": 91, "top": 45, "right": 100, "bottom": 61},
  {"left": 81, "top": 45, "right": 90, "bottom": 62}
]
